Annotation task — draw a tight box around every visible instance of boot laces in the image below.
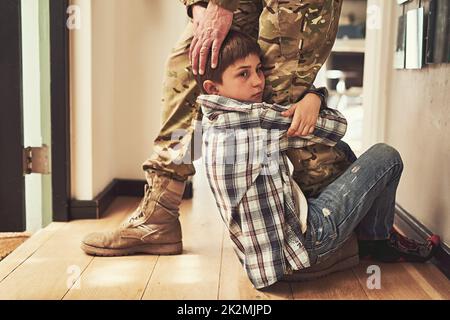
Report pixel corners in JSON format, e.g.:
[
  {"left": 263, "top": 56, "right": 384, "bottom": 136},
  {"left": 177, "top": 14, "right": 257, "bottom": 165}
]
[{"left": 128, "top": 174, "right": 155, "bottom": 224}]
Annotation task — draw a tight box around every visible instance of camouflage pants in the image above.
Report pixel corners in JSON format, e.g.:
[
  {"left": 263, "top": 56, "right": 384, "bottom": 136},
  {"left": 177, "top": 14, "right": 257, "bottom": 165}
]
[
  {"left": 288, "top": 142, "right": 354, "bottom": 198},
  {"left": 142, "top": 0, "right": 344, "bottom": 184}
]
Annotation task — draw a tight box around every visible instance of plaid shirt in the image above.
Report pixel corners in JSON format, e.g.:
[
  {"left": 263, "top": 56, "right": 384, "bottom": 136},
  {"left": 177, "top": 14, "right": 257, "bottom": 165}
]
[{"left": 199, "top": 94, "right": 347, "bottom": 289}]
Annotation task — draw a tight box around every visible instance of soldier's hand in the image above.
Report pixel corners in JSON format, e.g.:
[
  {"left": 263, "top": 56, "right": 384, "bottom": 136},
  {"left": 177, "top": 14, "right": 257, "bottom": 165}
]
[
  {"left": 191, "top": 4, "right": 206, "bottom": 34},
  {"left": 189, "top": 2, "right": 233, "bottom": 76},
  {"left": 282, "top": 93, "right": 322, "bottom": 137}
]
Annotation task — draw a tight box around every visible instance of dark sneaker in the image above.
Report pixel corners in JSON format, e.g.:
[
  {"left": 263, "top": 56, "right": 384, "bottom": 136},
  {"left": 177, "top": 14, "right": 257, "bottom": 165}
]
[{"left": 359, "top": 226, "right": 440, "bottom": 263}]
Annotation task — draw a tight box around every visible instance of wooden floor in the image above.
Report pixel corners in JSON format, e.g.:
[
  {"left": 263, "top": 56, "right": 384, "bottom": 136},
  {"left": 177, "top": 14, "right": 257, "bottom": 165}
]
[{"left": 1, "top": 171, "right": 449, "bottom": 300}]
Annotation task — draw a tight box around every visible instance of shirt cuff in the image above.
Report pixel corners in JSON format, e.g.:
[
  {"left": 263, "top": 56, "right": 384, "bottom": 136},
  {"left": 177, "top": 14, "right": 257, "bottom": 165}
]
[
  {"left": 210, "top": 0, "right": 240, "bottom": 12},
  {"left": 182, "top": 0, "right": 209, "bottom": 18},
  {"left": 302, "top": 86, "right": 329, "bottom": 110}
]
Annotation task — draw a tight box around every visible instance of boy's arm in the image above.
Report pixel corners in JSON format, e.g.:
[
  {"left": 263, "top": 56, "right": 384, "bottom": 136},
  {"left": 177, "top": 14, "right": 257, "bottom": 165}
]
[
  {"left": 282, "top": 104, "right": 347, "bottom": 147},
  {"left": 307, "top": 107, "right": 347, "bottom": 146},
  {"left": 309, "top": 86, "right": 347, "bottom": 145},
  {"left": 276, "top": 89, "right": 347, "bottom": 146},
  {"left": 302, "top": 86, "right": 329, "bottom": 111},
  {"left": 282, "top": 86, "right": 328, "bottom": 137}
]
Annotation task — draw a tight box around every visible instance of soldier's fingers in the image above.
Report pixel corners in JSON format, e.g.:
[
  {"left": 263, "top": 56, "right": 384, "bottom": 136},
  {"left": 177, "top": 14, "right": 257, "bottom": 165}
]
[
  {"left": 211, "top": 38, "right": 224, "bottom": 69},
  {"left": 198, "top": 39, "right": 213, "bottom": 75},
  {"left": 190, "top": 36, "right": 201, "bottom": 73},
  {"left": 309, "top": 126, "right": 314, "bottom": 134},
  {"left": 189, "top": 36, "right": 199, "bottom": 69},
  {"left": 191, "top": 40, "right": 202, "bottom": 76}
]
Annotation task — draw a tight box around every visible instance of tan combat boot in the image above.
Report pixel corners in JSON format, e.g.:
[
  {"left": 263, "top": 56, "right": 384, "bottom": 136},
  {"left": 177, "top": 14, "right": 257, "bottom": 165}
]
[{"left": 81, "top": 172, "right": 185, "bottom": 256}]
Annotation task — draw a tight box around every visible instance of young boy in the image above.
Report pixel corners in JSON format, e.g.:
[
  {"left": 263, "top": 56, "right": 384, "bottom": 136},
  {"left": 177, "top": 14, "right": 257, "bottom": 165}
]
[{"left": 194, "top": 30, "right": 351, "bottom": 289}]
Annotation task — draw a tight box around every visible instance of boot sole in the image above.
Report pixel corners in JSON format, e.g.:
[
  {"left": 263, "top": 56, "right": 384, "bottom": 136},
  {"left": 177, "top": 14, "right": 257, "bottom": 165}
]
[
  {"left": 81, "top": 242, "right": 183, "bottom": 256},
  {"left": 281, "top": 254, "right": 359, "bottom": 282}
]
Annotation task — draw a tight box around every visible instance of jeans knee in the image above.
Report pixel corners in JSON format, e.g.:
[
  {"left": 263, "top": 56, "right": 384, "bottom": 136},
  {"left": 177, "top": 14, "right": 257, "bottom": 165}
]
[{"left": 372, "top": 143, "right": 403, "bottom": 171}]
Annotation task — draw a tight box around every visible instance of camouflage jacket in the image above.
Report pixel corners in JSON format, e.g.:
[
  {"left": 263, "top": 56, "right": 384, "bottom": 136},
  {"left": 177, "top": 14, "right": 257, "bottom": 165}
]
[{"left": 179, "top": 0, "right": 240, "bottom": 15}]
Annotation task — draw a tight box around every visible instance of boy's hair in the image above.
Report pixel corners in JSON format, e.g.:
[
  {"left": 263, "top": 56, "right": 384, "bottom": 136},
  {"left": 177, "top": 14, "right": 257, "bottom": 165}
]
[{"left": 193, "top": 30, "right": 262, "bottom": 93}]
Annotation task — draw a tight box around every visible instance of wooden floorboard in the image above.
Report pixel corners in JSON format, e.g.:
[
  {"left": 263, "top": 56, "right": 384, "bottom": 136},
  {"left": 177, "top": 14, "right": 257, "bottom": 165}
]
[
  {"left": 141, "top": 182, "right": 223, "bottom": 300},
  {"left": 63, "top": 198, "right": 163, "bottom": 300},
  {"left": 0, "top": 176, "right": 448, "bottom": 299},
  {"left": 0, "top": 222, "right": 64, "bottom": 283},
  {"left": 218, "top": 234, "right": 293, "bottom": 300},
  {"left": 0, "top": 197, "right": 135, "bottom": 299},
  {"left": 64, "top": 254, "right": 158, "bottom": 300},
  {"left": 402, "top": 263, "right": 450, "bottom": 299},
  {"left": 290, "top": 268, "right": 369, "bottom": 300},
  {"left": 353, "top": 260, "right": 444, "bottom": 300}
]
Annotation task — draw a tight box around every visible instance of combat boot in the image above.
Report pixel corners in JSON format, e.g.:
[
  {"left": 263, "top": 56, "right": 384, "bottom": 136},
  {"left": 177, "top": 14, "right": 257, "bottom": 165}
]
[{"left": 81, "top": 172, "right": 185, "bottom": 256}]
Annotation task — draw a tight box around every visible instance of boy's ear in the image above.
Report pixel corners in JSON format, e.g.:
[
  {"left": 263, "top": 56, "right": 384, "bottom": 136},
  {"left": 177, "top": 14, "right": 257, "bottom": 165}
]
[{"left": 203, "top": 80, "right": 219, "bottom": 95}]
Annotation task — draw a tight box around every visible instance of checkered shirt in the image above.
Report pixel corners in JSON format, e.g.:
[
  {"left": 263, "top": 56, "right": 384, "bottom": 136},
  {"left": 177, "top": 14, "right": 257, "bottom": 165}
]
[{"left": 198, "top": 94, "right": 347, "bottom": 289}]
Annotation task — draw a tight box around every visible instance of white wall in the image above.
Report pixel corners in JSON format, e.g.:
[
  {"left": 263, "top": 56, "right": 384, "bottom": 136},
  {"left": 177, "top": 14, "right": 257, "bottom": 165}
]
[
  {"left": 91, "top": 0, "right": 116, "bottom": 197},
  {"left": 372, "top": 0, "right": 450, "bottom": 246},
  {"left": 70, "top": 0, "right": 187, "bottom": 199},
  {"left": 70, "top": 0, "right": 93, "bottom": 200}
]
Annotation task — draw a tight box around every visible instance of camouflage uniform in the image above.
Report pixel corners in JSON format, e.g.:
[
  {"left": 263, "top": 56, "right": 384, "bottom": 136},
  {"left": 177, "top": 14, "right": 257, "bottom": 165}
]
[{"left": 142, "top": 0, "right": 349, "bottom": 196}]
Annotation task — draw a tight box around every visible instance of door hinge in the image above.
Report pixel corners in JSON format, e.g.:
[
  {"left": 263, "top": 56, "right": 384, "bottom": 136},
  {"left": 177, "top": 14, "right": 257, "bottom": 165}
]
[{"left": 23, "top": 145, "right": 50, "bottom": 175}]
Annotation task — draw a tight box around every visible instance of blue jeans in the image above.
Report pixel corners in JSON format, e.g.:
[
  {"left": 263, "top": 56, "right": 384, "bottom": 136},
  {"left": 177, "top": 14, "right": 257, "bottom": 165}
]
[{"left": 304, "top": 143, "right": 404, "bottom": 265}]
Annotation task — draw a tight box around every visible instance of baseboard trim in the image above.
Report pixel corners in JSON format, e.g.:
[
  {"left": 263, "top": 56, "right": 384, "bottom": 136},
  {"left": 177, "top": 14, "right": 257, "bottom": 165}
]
[
  {"left": 69, "top": 178, "right": 193, "bottom": 220},
  {"left": 395, "top": 204, "right": 450, "bottom": 279}
]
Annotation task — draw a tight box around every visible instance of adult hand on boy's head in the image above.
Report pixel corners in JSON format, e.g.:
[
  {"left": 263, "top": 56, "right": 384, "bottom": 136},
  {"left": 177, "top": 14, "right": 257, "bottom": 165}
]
[
  {"left": 191, "top": 4, "right": 207, "bottom": 29},
  {"left": 189, "top": 2, "right": 233, "bottom": 76},
  {"left": 282, "top": 93, "right": 322, "bottom": 137}
]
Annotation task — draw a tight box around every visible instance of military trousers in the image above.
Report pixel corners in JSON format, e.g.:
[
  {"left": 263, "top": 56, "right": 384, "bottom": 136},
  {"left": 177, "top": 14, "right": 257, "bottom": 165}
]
[{"left": 142, "top": 0, "right": 343, "bottom": 181}]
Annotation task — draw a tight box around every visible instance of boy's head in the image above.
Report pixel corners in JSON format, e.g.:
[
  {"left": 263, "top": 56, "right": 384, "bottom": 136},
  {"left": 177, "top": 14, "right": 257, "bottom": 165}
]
[{"left": 194, "top": 30, "right": 265, "bottom": 103}]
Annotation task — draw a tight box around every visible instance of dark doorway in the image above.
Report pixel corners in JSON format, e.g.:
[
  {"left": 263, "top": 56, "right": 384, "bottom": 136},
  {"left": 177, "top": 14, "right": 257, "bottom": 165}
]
[
  {"left": 0, "top": 0, "right": 71, "bottom": 232},
  {"left": 0, "top": 0, "right": 25, "bottom": 232}
]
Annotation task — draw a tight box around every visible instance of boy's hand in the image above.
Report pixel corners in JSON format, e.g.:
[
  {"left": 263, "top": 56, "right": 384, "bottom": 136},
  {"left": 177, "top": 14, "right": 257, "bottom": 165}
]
[
  {"left": 281, "top": 93, "right": 322, "bottom": 137},
  {"left": 189, "top": 2, "right": 233, "bottom": 76}
]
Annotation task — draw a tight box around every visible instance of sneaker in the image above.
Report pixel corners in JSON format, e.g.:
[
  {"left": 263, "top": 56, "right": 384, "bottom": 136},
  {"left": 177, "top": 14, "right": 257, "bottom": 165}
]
[{"left": 359, "top": 226, "right": 440, "bottom": 263}]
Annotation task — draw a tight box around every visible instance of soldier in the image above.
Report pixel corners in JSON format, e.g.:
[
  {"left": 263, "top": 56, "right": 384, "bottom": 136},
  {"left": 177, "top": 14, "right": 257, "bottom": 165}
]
[{"left": 81, "top": 0, "right": 346, "bottom": 256}]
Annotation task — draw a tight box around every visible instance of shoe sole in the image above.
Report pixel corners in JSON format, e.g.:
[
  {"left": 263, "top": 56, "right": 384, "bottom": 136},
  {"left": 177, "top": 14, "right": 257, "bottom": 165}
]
[
  {"left": 281, "top": 254, "right": 359, "bottom": 282},
  {"left": 81, "top": 242, "right": 183, "bottom": 256}
]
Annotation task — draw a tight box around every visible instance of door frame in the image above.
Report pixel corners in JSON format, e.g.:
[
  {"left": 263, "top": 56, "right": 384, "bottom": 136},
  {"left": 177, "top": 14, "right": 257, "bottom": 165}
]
[
  {"left": 50, "top": 0, "right": 71, "bottom": 222},
  {"left": 0, "top": 0, "right": 26, "bottom": 232},
  {"left": 0, "top": 0, "right": 71, "bottom": 231},
  {"left": 362, "top": 0, "right": 395, "bottom": 149}
]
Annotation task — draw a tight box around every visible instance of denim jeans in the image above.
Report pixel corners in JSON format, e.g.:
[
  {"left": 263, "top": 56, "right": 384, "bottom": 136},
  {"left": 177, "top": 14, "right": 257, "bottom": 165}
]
[{"left": 303, "top": 143, "right": 404, "bottom": 265}]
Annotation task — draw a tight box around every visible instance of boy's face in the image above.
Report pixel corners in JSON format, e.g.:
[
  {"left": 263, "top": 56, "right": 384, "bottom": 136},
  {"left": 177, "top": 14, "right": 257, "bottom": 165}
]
[{"left": 204, "top": 54, "right": 265, "bottom": 103}]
